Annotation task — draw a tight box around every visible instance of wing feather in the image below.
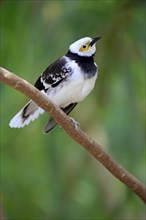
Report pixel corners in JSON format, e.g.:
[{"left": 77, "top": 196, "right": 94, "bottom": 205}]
[{"left": 36, "top": 57, "right": 72, "bottom": 90}]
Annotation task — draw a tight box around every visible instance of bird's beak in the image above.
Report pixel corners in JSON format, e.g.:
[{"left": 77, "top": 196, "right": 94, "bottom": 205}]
[{"left": 90, "top": 36, "right": 102, "bottom": 46}]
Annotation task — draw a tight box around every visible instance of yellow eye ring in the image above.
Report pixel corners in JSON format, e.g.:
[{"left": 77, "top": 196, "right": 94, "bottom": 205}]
[{"left": 79, "top": 44, "right": 89, "bottom": 52}]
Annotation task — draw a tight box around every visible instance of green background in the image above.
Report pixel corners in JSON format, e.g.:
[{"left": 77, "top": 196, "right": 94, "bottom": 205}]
[{"left": 0, "top": 0, "right": 145, "bottom": 219}]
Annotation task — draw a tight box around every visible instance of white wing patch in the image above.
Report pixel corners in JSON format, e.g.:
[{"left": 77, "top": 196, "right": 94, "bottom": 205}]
[{"left": 41, "top": 58, "right": 72, "bottom": 89}]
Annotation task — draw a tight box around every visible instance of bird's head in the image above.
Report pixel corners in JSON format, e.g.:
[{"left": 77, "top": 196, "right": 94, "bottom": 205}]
[{"left": 69, "top": 36, "right": 101, "bottom": 57}]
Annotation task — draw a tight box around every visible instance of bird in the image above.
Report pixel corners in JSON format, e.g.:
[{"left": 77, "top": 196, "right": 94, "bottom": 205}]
[{"left": 9, "top": 36, "right": 101, "bottom": 133}]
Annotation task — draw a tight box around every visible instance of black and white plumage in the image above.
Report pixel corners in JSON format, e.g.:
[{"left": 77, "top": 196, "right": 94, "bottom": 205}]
[{"left": 9, "top": 36, "right": 101, "bottom": 133}]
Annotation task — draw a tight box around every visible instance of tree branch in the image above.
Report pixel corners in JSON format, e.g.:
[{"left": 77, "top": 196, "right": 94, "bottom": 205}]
[{"left": 0, "top": 66, "right": 146, "bottom": 204}]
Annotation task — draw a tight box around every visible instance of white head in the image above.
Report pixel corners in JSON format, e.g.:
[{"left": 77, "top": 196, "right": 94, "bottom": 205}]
[{"left": 69, "top": 36, "right": 101, "bottom": 57}]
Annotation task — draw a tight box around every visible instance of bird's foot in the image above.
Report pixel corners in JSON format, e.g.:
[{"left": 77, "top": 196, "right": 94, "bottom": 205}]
[
  {"left": 69, "top": 117, "right": 80, "bottom": 130},
  {"left": 60, "top": 117, "right": 80, "bottom": 132}
]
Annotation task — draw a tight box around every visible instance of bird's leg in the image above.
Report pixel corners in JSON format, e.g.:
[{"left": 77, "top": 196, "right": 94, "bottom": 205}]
[
  {"left": 60, "top": 117, "right": 80, "bottom": 132},
  {"left": 69, "top": 117, "right": 80, "bottom": 130}
]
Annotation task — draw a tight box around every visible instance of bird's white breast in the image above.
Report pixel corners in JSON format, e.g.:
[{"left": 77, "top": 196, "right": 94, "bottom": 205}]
[
  {"left": 79, "top": 73, "right": 97, "bottom": 101},
  {"left": 46, "top": 59, "right": 97, "bottom": 107}
]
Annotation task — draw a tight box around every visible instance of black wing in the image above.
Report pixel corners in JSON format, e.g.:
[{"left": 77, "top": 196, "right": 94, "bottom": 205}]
[
  {"left": 34, "top": 57, "right": 72, "bottom": 91},
  {"left": 43, "top": 103, "right": 78, "bottom": 133}
]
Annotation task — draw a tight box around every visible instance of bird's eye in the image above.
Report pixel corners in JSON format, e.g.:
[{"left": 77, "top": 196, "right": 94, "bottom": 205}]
[{"left": 79, "top": 44, "right": 89, "bottom": 52}]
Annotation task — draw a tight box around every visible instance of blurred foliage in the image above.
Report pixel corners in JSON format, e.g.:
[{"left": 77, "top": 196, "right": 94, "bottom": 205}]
[{"left": 0, "top": 0, "right": 145, "bottom": 219}]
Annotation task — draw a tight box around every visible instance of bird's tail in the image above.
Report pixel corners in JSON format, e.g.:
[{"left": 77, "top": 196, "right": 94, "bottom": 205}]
[
  {"left": 43, "top": 103, "right": 77, "bottom": 133},
  {"left": 9, "top": 100, "right": 44, "bottom": 128}
]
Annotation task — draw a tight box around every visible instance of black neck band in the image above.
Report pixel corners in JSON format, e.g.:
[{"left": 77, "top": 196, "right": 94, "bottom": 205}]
[{"left": 66, "top": 50, "right": 94, "bottom": 62}]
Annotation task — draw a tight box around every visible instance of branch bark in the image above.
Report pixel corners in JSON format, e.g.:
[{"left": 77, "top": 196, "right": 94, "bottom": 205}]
[{"left": 0, "top": 66, "right": 146, "bottom": 204}]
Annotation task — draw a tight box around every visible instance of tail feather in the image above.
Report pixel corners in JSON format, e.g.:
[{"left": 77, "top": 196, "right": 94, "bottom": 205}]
[
  {"left": 43, "top": 103, "right": 77, "bottom": 133},
  {"left": 43, "top": 117, "right": 57, "bottom": 133},
  {"left": 9, "top": 101, "right": 44, "bottom": 128}
]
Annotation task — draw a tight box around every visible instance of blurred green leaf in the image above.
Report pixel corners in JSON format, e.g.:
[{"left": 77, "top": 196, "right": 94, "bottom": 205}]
[{"left": 0, "top": 0, "right": 145, "bottom": 219}]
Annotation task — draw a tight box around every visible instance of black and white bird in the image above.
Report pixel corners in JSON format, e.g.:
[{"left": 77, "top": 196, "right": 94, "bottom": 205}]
[{"left": 9, "top": 36, "right": 101, "bottom": 133}]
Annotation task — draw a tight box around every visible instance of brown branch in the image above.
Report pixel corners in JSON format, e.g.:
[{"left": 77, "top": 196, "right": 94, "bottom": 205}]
[{"left": 0, "top": 66, "right": 146, "bottom": 204}]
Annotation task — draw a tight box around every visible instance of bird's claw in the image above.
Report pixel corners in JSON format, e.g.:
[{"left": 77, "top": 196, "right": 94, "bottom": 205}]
[
  {"left": 69, "top": 117, "right": 80, "bottom": 130},
  {"left": 60, "top": 117, "right": 80, "bottom": 132}
]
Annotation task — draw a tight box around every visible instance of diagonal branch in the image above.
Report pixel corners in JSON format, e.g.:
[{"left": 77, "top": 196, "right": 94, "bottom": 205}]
[{"left": 0, "top": 66, "right": 146, "bottom": 204}]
